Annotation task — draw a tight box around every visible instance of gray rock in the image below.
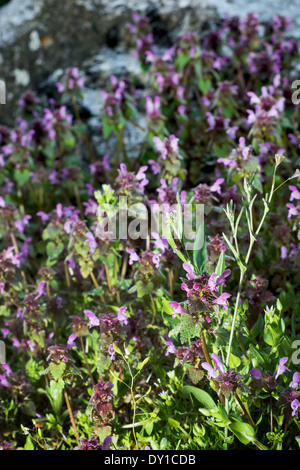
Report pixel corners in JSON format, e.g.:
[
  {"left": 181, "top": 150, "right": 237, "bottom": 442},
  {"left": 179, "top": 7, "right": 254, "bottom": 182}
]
[{"left": 0, "top": 0, "right": 299, "bottom": 126}]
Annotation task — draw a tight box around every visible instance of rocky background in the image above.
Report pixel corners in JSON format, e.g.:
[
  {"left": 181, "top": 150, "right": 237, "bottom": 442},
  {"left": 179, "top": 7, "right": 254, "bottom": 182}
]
[{"left": 0, "top": 0, "right": 300, "bottom": 131}]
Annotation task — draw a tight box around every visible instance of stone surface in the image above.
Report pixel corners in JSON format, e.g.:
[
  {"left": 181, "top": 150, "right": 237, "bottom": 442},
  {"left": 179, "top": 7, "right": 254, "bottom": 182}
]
[{"left": 0, "top": 0, "right": 300, "bottom": 126}]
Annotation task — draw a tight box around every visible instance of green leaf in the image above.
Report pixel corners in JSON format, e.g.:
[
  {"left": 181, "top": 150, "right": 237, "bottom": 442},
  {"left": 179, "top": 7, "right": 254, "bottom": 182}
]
[
  {"left": 14, "top": 169, "right": 31, "bottom": 186},
  {"left": 249, "top": 344, "right": 266, "bottom": 365},
  {"left": 113, "top": 343, "right": 123, "bottom": 355},
  {"left": 49, "top": 378, "right": 64, "bottom": 400},
  {"left": 24, "top": 435, "right": 35, "bottom": 450},
  {"left": 181, "top": 385, "right": 216, "bottom": 410},
  {"left": 215, "top": 250, "right": 225, "bottom": 277},
  {"left": 228, "top": 352, "right": 241, "bottom": 369},
  {"left": 168, "top": 418, "right": 180, "bottom": 428},
  {"left": 62, "top": 130, "right": 75, "bottom": 148},
  {"left": 162, "top": 298, "right": 174, "bottom": 316},
  {"left": 46, "top": 241, "right": 64, "bottom": 260},
  {"left": 136, "top": 357, "right": 150, "bottom": 370},
  {"left": 198, "top": 78, "right": 212, "bottom": 94},
  {"left": 175, "top": 192, "right": 183, "bottom": 242},
  {"left": 228, "top": 422, "right": 255, "bottom": 445},
  {"left": 249, "top": 313, "right": 264, "bottom": 340},
  {"left": 101, "top": 113, "right": 114, "bottom": 139},
  {"left": 180, "top": 313, "right": 201, "bottom": 343},
  {"left": 136, "top": 280, "right": 154, "bottom": 298},
  {"left": 193, "top": 222, "right": 206, "bottom": 275},
  {"left": 49, "top": 361, "right": 66, "bottom": 381}
]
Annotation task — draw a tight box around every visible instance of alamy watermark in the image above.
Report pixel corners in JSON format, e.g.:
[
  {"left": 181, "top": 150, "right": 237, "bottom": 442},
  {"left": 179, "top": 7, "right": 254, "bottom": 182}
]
[
  {"left": 0, "top": 80, "right": 6, "bottom": 104},
  {"left": 291, "top": 80, "right": 300, "bottom": 105},
  {"left": 291, "top": 340, "right": 300, "bottom": 365},
  {"left": 0, "top": 340, "right": 5, "bottom": 364},
  {"left": 97, "top": 198, "right": 204, "bottom": 251}
]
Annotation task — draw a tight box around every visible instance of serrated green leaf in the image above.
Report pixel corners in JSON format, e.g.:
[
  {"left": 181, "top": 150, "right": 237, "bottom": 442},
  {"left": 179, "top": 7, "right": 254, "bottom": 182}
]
[
  {"left": 49, "top": 378, "right": 64, "bottom": 400},
  {"left": 49, "top": 361, "right": 66, "bottom": 381}
]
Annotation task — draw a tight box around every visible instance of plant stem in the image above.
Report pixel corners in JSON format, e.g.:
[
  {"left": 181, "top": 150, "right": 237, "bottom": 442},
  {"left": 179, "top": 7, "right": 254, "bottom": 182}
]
[
  {"left": 270, "top": 394, "right": 273, "bottom": 433},
  {"left": 121, "top": 252, "right": 128, "bottom": 279},
  {"left": 150, "top": 294, "right": 157, "bottom": 323},
  {"left": 80, "top": 336, "right": 95, "bottom": 387},
  {"left": 90, "top": 272, "right": 99, "bottom": 288},
  {"left": 64, "top": 261, "right": 71, "bottom": 287},
  {"left": 226, "top": 269, "right": 244, "bottom": 368},
  {"left": 234, "top": 391, "right": 255, "bottom": 427},
  {"left": 200, "top": 331, "right": 225, "bottom": 406},
  {"left": 104, "top": 264, "right": 112, "bottom": 293},
  {"left": 64, "top": 388, "right": 80, "bottom": 443}
]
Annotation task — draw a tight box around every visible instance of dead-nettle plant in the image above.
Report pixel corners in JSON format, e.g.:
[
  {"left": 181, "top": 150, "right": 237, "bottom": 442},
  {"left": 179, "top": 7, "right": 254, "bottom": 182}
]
[{"left": 223, "top": 155, "right": 300, "bottom": 368}]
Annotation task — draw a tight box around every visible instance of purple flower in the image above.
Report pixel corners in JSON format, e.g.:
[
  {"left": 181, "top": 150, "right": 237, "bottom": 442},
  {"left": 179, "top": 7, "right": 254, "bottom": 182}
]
[
  {"left": 290, "top": 372, "right": 300, "bottom": 389},
  {"left": 108, "top": 344, "right": 116, "bottom": 361},
  {"left": 212, "top": 292, "right": 231, "bottom": 308},
  {"left": 101, "top": 436, "right": 111, "bottom": 450},
  {"left": 291, "top": 399, "right": 300, "bottom": 417},
  {"left": 289, "top": 185, "right": 300, "bottom": 201},
  {"left": 153, "top": 136, "right": 168, "bottom": 160},
  {"left": 168, "top": 301, "right": 187, "bottom": 318},
  {"left": 286, "top": 203, "right": 299, "bottom": 219},
  {"left": 210, "top": 178, "right": 224, "bottom": 195},
  {"left": 14, "top": 215, "right": 31, "bottom": 233},
  {"left": 152, "top": 232, "right": 168, "bottom": 252},
  {"left": 145, "top": 96, "right": 160, "bottom": 119},
  {"left": 208, "top": 269, "right": 231, "bottom": 291},
  {"left": 211, "top": 353, "right": 225, "bottom": 373},
  {"left": 182, "top": 263, "right": 196, "bottom": 280},
  {"left": 249, "top": 368, "right": 263, "bottom": 380},
  {"left": 275, "top": 357, "right": 291, "bottom": 380},
  {"left": 127, "top": 249, "right": 140, "bottom": 265},
  {"left": 67, "top": 334, "right": 77, "bottom": 349},
  {"left": 280, "top": 245, "right": 288, "bottom": 259},
  {"left": 117, "top": 306, "right": 128, "bottom": 325},
  {"left": 165, "top": 340, "right": 176, "bottom": 356},
  {"left": 84, "top": 310, "right": 100, "bottom": 328},
  {"left": 148, "top": 159, "right": 161, "bottom": 174},
  {"left": 86, "top": 232, "right": 97, "bottom": 254},
  {"left": 202, "top": 362, "right": 219, "bottom": 379},
  {"left": 36, "top": 281, "right": 46, "bottom": 299},
  {"left": 36, "top": 211, "right": 49, "bottom": 224},
  {"left": 1, "top": 328, "right": 9, "bottom": 338}
]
